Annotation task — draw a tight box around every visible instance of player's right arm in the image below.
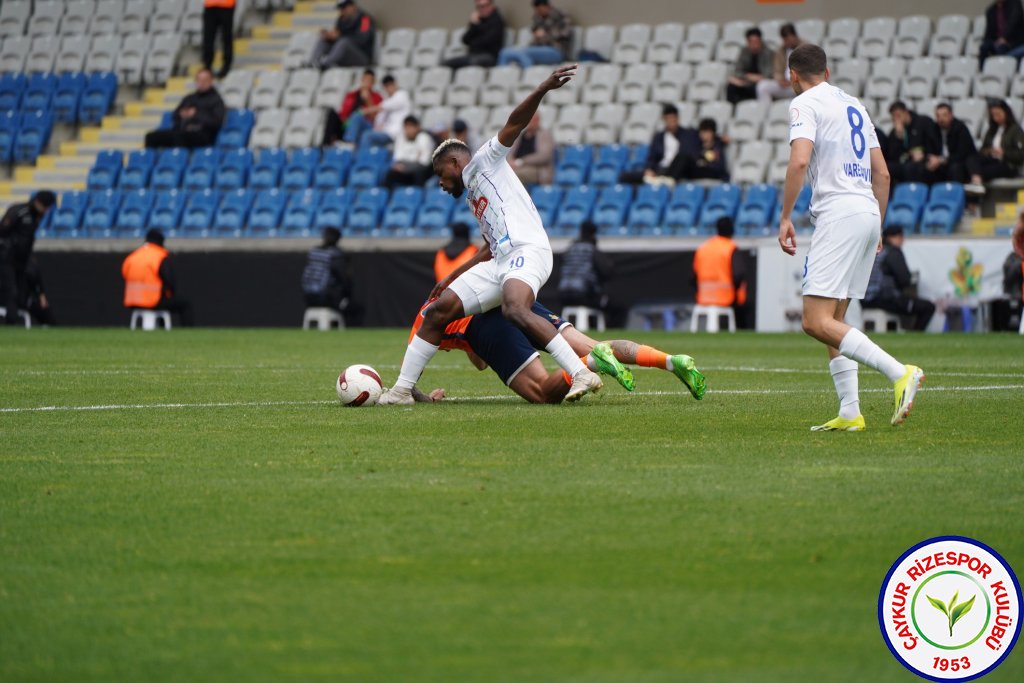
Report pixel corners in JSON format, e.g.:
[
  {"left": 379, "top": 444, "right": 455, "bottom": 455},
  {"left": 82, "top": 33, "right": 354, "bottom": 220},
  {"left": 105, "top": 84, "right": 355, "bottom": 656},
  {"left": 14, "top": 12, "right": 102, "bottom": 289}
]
[
  {"left": 429, "top": 247, "right": 492, "bottom": 300},
  {"left": 497, "top": 65, "right": 577, "bottom": 148},
  {"left": 869, "top": 147, "right": 890, "bottom": 226},
  {"left": 778, "top": 138, "right": 812, "bottom": 256}
]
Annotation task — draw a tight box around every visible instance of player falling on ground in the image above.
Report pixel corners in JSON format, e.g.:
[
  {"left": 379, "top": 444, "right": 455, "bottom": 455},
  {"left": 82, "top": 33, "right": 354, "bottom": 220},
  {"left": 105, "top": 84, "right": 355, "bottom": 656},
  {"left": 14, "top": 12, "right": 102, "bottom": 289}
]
[
  {"left": 379, "top": 65, "right": 610, "bottom": 406},
  {"left": 406, "top": 301, "right": 706, "bottom": 404},
  {"left": 778, "top": 44, "right": 924, "bottom": 431}
]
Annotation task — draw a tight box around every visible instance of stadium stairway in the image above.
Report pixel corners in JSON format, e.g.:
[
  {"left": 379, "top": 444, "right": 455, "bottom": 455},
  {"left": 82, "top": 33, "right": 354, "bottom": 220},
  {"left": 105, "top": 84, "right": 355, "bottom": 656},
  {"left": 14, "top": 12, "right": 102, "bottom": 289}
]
[{"left": 239, "top": 1, "right": 338, "bottom": 66}]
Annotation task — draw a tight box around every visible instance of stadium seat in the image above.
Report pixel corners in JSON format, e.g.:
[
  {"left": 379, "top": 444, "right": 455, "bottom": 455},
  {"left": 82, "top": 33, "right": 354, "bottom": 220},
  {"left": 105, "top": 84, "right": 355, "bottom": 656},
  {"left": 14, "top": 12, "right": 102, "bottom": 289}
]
[
  {"left": 626, "top": 144, "right": 649, "bottom": 172},
  {"left": 215, "top": 148, "right": 252, "bottom": 191},
  {"left": 21, "top": 73, "right": 55, "bottom": 111},
  {"left": 119, "top": 149, "right": 157, "bottom": 190},
  {"left": 55, "top": 35, "right": 90, "bottom": 73},
  {"left": 380, "top": 28, "right": 415, "bottom": 68},
  {"left": 583, "top": 24, "right": 616, "bottom": 61},
  {"left": 278, "top": 189, "right": 318, "bottom": 233},
  {"left": 822, "top": 35, "right": 854, "bottom": 61},
  {"left": 87, "top": 150, "right": 123, "bottom": 191},
  {"left": 52, "top": 72, "right": 87, "bottom": 124},
  {"left": 282, "top": 147, "right": 320, "bottom": 191},
  {"left": 626, "top": 183, "right": 671, "bottom": 233},
  {"left": 592, "top": 184, "right": 633, "bottom": 232},
  {"left": 589, "top": 144, "right": 630, "bottom": 187},
  {"left": 143, "top": 32, "right": 181, "bottom": 84},
  {"left": 84, "top": 35, "right": 120, "bottom": 74},
  {"left": 148, "top": 189, "right": 186, "bottom": 233},
  {"left": 216, "top": 109, "right": 255, "bottom": 148},
  {"left": 212, "top": 188, "right": 252, "bottom": 235},
  {"left": 150, "top": 2, "right": 184, "bottom": 34},
  {"left": 51, "top": 191, "right": 90, "bottom": 236},
  {"left": 687, "top": 61, "right": 728, "bottom": 103},
  {"left": 115, "top": 189, "right": 155, "bottom": 237},
  {"left": 181, "top": 189, "right": 219, "bottom": 234},
  {"left": 281, "top": 30, "right": 315, "bottom": 70},
  {"left": 529, "top": 185, "right": 562, "bottom": 227},
  {"left": 27, "top": 35, "right": 60, "bottom": 74},
  {"left": 79, "top": 72, "right": 118, "bottom": 125},
  {"left": 248, "top": 188, "right": 288, "bottom": 236},
  {"left": 582, "top": 63, "right": 621, "bottom": 105},
  {"left": 554, "top": 185, "right": 598, "bottom": 234},
  {"left": 0, "top": 73, "right": 26, "bottom": 111},
  {"left": 382, "top": 186, "right": 423, "bottom": 232},
  {"left": 410, "top": 27, "right": 447, "bottom": 68},
  {"left": 314, "top": 68, "right": 353, "bottom": 109},
  {"left": 920, "top": 182, "right": 965, "bottom": 235},
  {"left": 250, "top": 70, "right": 287, "bottom": 109},
  {"left": 282, "top": 68, "right": 320, "bottom": 109},
  {"left": 347, "top": 187, "right": 390, "bottom": 234},
  {"left": 310, "top": 147, "right": 352, "bottom": 190},
  {"left": 84, "top": 189, "right": 121, "bottom": 236},
  {"left": 117, "top": 32, "right": 148, "bottom": 84},
  {"left": 647, "top": 22, "right": 684, "bottom": 64},
  {"left": 617, "top": 63, "right": 657, "bottom": 106},
  {"left": 611, "top": 23, "right": 650, "bottom": 65},
  {"left": 282, "top": 107, "right": 324, "bottom": 148},
  {"left": 150, "top": 148, "right": 189, "bottom": 190},
  {"left": 313, "top": 188, "right": 348, "bottom": 232},
  {"left": 736, "top": 184, "right": 778, "bottom": 235},
  {"left": 885, "top": 182, "right": 928, "bottom": 230},
  {"left": 246, "top": 148, "right": 285, "bottom": 191},
  {"left": 220, "top": 70, "right": 255, "bottom": 110},
  {"left": 183, "top": 148, "right": 220, "bottom": 191},
  {"left": 728, "top": 100, "right": 766, "bottom": 143},
  {"left": 58, "top": 1, "right": 94, "bottom": 36},
  {"left": 664, "top": 183, "right": 706, "bottom": 234},
  {"left": 249, "top": 108, "right": 288, "bottom": 148},
  {"left": 14, "top": 110, "right": 53, "bottom": 164},
  {"left": 0, "top": 36, "right": 31, "bottom": 73},
  {"left": 587, "top": 103, "right": 626, "bottom": 145},
  {"left": 0, "top": 111, "right": 17, "bottom": 163},
  {"left": 855, "top": 34, "right": 891, "bottom": 61},
  {"left": 413, "top": 66, "right": 452, "bottom": 108},
  {"left": 416, "top": 187, "right": 457, "bottom": 232},
  {"left": 121, "top": 0, "right": 155, "bottom": 35},
  {"left": 0, "top": 2, "right": 31, "bottom": 38},
  {"left": 553, "top": 145, "right": 593, "bottom": 188},
  {"left": 698, "top": 184, "right": 741, "bottom": 230}
]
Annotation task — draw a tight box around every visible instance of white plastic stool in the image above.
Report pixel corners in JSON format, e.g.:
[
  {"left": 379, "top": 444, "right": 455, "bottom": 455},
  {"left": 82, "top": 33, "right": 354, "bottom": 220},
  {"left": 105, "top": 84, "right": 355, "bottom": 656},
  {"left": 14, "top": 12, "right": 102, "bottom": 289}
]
[
  {"left": 0, "top": 306, "right": 31, "bottom": 328},
  {"left": 861, "top": 308, "right": 901, "bottom": 333},
  {"left": 130, "top": 309, "right": 172, "bottom": 330},
  {"left": 302, "top": 307, "right": 344, "bottom": 330},
  {"left": 690, "top": 305, "right": 736, "bottom": 333},
  {"left": 561, "top": 306, "right": 606, "bottom": 332}
]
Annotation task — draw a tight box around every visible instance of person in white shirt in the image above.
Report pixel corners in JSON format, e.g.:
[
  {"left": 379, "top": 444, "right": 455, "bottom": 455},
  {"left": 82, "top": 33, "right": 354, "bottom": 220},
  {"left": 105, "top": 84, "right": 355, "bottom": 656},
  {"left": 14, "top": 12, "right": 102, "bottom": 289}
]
[
  {"left": 384, "top": 116, "right": 435, "bottom": 188},
  {"left": 342, "top": 75, "right": 412, "bottom": 147},
  {"left": 778, "top": 43, "right": 924, "bottom": 432},
  {"left": 379, "top": 65, "right": 619, "bottom": 406}
]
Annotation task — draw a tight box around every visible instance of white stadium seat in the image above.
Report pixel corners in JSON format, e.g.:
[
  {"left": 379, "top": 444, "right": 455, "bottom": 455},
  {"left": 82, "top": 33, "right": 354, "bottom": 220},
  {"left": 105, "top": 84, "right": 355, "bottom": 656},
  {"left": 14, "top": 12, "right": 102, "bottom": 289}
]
[
  {"left": 794, "top": 19, "right": 825, "bottom": 44},
  {"left": 282, "top": 108, "right": 324, "bottom": 148},
  {"left": 84, "top": 35, "right": 121, "bottom": 73},
  {"left": 250, "top": 70, "right": 288, "bottom": 109},
  {"left": 220, "top": 70, "right": 256, "bottom": 109},
  {"left": 314, "top": 68, "right": 354, "bottom": 109},
  {"left": 90, "top": 0, "right": 123, "bottom": 35},
  {"left": 687, "top": 61, "right": 728, "bottom": 103},
  {"left": 249, "top": 108, "right": 289, "bottom": 148},
  {"left": 121, "top": 0, "right": 154, "bottom": 35},
  {"left": 827, "top": 17, "right": 861, "bottom": 39},
  {"left": 28, "top": 0, "right": 64, "bottom": 38},
  {"left": 583, "top": 25, "right": 616, "bottom": 61},
  {"left": 282, "top": 68, "right": 321, "bottom": 109}
]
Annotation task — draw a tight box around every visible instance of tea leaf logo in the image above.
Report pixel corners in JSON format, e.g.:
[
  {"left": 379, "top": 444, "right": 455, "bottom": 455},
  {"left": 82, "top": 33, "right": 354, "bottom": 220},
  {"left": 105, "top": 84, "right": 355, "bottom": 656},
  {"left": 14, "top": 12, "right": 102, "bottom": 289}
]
[{"left": 927, "top": 590, "right": 977, "bottom": 637}]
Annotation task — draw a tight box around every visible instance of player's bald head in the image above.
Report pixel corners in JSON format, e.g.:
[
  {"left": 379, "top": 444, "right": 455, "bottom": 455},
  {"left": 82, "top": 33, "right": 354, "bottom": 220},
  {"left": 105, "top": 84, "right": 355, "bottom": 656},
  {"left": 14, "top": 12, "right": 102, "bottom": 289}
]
[{"left": 789, "top": 44, "right": 828, "bottom": 80}]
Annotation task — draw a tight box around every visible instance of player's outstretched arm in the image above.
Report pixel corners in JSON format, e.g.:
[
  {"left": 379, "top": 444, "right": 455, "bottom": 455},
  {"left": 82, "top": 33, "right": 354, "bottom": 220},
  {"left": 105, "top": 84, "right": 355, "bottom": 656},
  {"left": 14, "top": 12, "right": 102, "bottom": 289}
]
[
  {"left": 869, "top": 147, "right": 890, "bottom": 225},
  {"left": 778, "top": 139, "right": 812, "bottom": 255},
  {"left": 497, "top": 64, "right": 577, "bottom": 148}
]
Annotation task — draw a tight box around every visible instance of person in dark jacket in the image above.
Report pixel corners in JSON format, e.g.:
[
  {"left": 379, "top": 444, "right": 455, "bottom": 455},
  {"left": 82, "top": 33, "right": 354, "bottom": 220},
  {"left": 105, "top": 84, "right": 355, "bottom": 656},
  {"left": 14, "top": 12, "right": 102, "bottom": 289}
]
[
  {"left": 980, "top": 0, "right": 1024, "bottom": 67},
  {"left": 497, "top": 0, "right": 573, "bottom": 69},
  {"left": 144, "top": 69, "right": 226, "bottom": 149},
  {"left": 726, "top": 27, "right": 774, "bottom": 104},
  {"left": 308, "top": 0, "right": 376, "bottom": 70},
  {"left": 558, "top": 221, "right": 614, "bottom": 309},
  {"left": 927, "top": 102, "right": 977, "bottom": 184},
  {"left": 885, "top": 101, "right": 941, "bottom": 185},
  {"left": 618, "top": 105, "right": 693, "bottom": 185},
  {"left": 302, "top": 227, "right": 354, "bottom": 321},
  {"left": 0, "top": 190, "right": 55, "bottom": 325},
  {"left": 966, "top": 99, "right": 1024, "bottom": 195},
  {"left": 862, "top": 226, "right": 935, "bottom": 331},
  {"left": 679, "top": 118, "right": 729, "bottom": 182},
  {"left": 444, "top": 0, "right": 506, "bottom": 69},
  {"left": 20, "top": 258, "right": 55, "bottom": 326},
  {"left": 202, "top": 0, "right": 235, "bottom": 78}
]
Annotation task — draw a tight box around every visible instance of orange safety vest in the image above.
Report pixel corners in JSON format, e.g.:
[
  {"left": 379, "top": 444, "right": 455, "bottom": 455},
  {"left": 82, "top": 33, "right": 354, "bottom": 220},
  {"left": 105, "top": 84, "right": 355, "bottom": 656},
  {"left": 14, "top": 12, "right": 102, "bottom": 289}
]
[
  {"left": 122, "top": 243, "right": 168, "bottom": 308},
  {"left": 434, "top": 244, "right": 478, "bottom": 282},
  {"left": 693, "top": 235, "right": 746, "bottom": 307},
  {"left": 204, "top": 0, "right": 237, "bottom": 8}
]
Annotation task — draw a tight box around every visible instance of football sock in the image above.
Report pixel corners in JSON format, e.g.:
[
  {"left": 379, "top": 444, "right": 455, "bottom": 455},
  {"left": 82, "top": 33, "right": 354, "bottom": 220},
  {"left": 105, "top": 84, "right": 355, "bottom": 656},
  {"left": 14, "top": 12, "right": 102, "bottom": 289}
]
[
  {"left": 829, "top": 356, "right": 861, "bottom": 420},
  {"left": 584, "top": 355, "right": 597, "bottom": 372},
  {"left": 545, "top": 334, "right": 588, "bottom": 377},
  {"left": 838, "top": 328, "right": 905, "bottom": 383},
  {"left": 394, "top": 335, "right": 440, "bottom": 391},
  {"left": 561, "top": 370, "right": 572, "bottom": 386},
  {"left": 636, "top": 345, "right": 671, "bottom": 370}
]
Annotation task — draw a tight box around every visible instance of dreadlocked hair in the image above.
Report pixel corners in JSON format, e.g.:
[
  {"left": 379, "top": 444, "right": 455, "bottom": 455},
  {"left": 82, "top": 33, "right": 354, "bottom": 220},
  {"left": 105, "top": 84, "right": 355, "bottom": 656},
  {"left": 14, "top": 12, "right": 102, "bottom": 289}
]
[{"left": 431, "top": 138, "right": 470, "bottom": 165}]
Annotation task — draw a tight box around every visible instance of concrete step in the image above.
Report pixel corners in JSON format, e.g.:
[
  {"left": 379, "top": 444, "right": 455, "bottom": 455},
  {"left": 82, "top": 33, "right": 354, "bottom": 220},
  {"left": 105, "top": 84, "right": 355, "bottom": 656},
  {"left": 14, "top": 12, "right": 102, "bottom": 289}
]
[
  {"left": 101, "top": 115, "right": 162, "bottom": 131},
  {"left": 35, "top": 155, "right": 96, "bottom": 171},
  {"left": 0, "top": 179, "right": 86, "bottom": 195},
  {"left": 61, "top": 141, "right": 142, "bottom": 156},
  {"left": 18, "top": 169, "right": 88, "bottom": 185}
]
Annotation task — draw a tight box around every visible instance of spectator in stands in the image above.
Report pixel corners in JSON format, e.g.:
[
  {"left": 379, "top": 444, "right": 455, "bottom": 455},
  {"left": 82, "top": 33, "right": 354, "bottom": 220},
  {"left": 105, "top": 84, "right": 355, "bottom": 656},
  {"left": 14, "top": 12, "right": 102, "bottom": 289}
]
[
  {"left": 980, "top": 0, "right": 1024, "bottom": 67},
  {"left": 122, "top": 230, "right": 192, "bottom": 326},
  {"left": 301, "top": 228, "right": 354, "bottom": 323},
  {"left": 693, "top": 217, "right": 747, "bottom": 317},
  {"left": 385, "top": 116, "right": 435, "bottom": 188},
  {"left": 202, "top": 0, "right": 236, "bottom": 78},
  {"left": 757, "top": 23, "right": 804, "bottom": 102},
  {"left": 323, "top": 69, "right": 383, "bottom": 144},
  {"left": 497, "top": 0, "right": 573, "bottom": 69},
  {"left": 928, "top": 103, "right": 976, "bottom": 184},
  {"left": 144, "top": 69, "right": 225, "bottom": 149},
  {"left": 0, "top": 190, "right": 55, "bottom": 326},
  {"left": 343, "top": 75, "right": 412, "bottom": 147},
  {"left": 862, "top": 226, "right": 935, "bottom": 331},
  {"left": 1000, "top": 214, "right": 1023, "bottom": 329},
  {"left": 618, "top": 104, "right": 691, "bottom": 185},
  {"left": 966, "top": 99, "right": 1024, "bottom": 195},
  {"left": 434, "top": 222, "right": 479, "bottom": 282},
  {"left": 680, "top": 118, "right": 729, "bottom": 182},
  {"left": 452, "top": 119, "right": 479, "bottom": 155},
  {"left": 726, "top": 28, "right": 773, "bottom": 104},
  {"left": 508, "top": 113, "right": 554, "bottom": 185},
  {"left": 884, "top": 101, "right": 940, "bottom": 186},
  {"left": 444, "top": 0, "right": 506, "bottom": 69},
  {"left": 308, "top": 0, "right": 376, "bottom": 70},
  {"left": 558, "top": 221, "right": 614, "bottom": 310}
]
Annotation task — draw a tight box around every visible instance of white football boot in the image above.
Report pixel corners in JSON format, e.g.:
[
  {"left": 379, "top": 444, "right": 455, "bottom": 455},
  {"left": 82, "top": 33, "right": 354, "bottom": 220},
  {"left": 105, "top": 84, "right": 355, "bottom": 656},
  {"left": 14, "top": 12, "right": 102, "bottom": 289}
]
[
  {"left": 564, "top": 368, "right": 603, "bottom": 402},
  {"left": 377, "top": 387, "right": 415, "bottom": 406}
]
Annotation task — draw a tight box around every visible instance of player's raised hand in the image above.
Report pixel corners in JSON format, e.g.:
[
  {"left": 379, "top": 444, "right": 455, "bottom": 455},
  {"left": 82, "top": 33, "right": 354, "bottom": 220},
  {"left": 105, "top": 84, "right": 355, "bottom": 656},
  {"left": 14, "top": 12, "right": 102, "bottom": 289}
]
[
  {"left": 778, "top": 217, "right": 798, "bottom": 255},
  {"left": 541, "top": 64, "right": 577, "bottom": 91}
]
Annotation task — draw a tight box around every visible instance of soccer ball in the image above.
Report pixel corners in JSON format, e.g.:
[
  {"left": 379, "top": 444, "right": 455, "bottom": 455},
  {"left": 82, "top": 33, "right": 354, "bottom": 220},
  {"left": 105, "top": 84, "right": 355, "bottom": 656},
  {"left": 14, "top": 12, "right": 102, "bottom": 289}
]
[{"left": 336, "top": 364, "right": 384, "bottom": 407}]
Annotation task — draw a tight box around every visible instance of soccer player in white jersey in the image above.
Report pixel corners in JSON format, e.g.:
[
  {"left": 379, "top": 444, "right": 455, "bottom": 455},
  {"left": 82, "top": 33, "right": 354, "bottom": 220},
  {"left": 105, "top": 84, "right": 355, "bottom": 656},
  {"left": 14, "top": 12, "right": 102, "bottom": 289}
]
[
  {"left": 378, "top": 65, "right": 614, "bottom": 406},
  {"left": 778, "top": 44, "right": 925, "bottom": 430}
]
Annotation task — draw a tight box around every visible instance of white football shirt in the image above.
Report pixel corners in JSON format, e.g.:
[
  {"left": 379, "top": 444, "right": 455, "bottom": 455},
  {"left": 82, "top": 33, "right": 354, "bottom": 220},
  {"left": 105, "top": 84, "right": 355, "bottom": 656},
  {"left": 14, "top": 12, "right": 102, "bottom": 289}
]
[
  {"left": 789, "top": 82, "right": 880, "bottom": 224},
  {"left": 462, "top": 136, "right": 551, "bottom": 260}
]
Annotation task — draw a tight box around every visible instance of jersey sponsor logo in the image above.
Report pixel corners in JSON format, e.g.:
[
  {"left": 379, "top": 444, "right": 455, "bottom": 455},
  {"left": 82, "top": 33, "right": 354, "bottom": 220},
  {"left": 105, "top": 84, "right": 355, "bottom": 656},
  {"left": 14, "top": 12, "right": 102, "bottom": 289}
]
[{"left": 472, "top": 195, "right": 489, "bottom": 220}]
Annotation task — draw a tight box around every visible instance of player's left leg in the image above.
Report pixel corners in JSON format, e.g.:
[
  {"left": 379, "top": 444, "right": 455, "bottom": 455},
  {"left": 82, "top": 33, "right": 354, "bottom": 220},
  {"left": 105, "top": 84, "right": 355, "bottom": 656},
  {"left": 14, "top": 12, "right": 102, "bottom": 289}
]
[{"left": 811, "top": 298, "right": 865, "bottom": 432}]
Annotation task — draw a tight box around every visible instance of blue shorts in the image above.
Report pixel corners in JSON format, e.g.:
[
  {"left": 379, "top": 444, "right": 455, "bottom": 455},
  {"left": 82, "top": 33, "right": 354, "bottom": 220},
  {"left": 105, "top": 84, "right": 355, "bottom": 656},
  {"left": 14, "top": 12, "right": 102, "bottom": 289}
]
[{"left": 464, "top": 302, "right": 569, "bottom": 385}]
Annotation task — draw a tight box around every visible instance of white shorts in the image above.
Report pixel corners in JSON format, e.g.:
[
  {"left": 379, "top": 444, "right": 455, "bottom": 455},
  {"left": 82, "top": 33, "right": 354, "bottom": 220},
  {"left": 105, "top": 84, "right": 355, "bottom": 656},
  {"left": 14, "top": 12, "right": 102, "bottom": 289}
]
[
  {"left": 448, "top": 245, "right": 553, "bottom": 316},
  {"left": 802, "top": 212, "right": 880, "bottom": 300}
]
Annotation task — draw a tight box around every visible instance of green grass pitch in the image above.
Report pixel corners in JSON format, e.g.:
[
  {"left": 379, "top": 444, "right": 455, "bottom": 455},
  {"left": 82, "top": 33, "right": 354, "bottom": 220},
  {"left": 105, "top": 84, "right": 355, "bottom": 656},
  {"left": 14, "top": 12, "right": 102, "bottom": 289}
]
[{"left": 1, "top": 329, "right": 1022, "bottom": 682}]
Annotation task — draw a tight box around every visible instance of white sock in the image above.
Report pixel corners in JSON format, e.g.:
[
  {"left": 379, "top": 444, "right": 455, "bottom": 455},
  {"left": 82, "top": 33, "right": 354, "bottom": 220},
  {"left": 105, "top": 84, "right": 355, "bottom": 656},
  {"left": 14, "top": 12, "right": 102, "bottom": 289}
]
[
  {"left": 546, "top": 334, "right": 587, "bottom": 377},
  {"left": 665, "top": 356, "right": 674, "bottom": 371},
  {"left": 838, "top": 328, "right": 906, "bottom": 383},
  {"left": 829, "top": 356, "right": 861, "bottom": 420},
  {"left": 585, "top": 354, "right": 597, "bottom": 372},
  {"left": 394, "top": 335, "right": 439, "bottom": 390}
]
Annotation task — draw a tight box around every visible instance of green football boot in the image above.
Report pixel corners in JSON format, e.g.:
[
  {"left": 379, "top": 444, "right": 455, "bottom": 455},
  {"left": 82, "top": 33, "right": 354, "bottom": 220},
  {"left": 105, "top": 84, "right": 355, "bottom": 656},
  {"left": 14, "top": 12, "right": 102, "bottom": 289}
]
[
  {"left": 670, "top": 354, "right": 706, "bottom": 400},
  {"left": 590, "top": 343, "right": 635, "bottom": 391}
]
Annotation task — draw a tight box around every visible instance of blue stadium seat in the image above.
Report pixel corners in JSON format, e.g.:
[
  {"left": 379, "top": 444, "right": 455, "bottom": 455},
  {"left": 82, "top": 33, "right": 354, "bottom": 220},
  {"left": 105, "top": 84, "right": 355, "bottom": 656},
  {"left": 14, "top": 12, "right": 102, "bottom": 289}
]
[
  {"left": 885, "top": 182, "right": 929, "bottom": 230},
  {"left": 78, "top": 72, "right": 117, "bottom": 125},
  {"left": 115, "top": 189, "right": 155, "bottom": 237},
  {"left": 150, "top": 148, "right": 189, "bottom": 190},
  {"left": 22, "top": 73, "right": 56, "bottom": 111},
  {"left": 249, "top": 148, "right": 286, "bottom": 191},
  {"left": 347, "top": 187, "right": 390, "bottom": 234},
  {"left": 157, "top": 111, "right": 174, "bottom": 130},
  {"left": 83, "top": 190, "right": 121, "bottom": 236},
  {"left": 315, "top": 188, "right": 349, "bottom": 231},
  {"left": 698, "top": 184, "right": 742, "bottom": 231},
  {"left": 356, "top": 144, "right": 391, "bottom": 166},
  {"left": 382, "top": 186, "right": 423, "bottom": 231},
  {"left": 148, "top": 190, "right": 186, "bottom": 233},
  {"left": 451, "top": 202, "right": 475, "bottom": 227},
  {"left": 14, "top": 110, "right": 53, "bottom": 164},
  {"left": 736, "top": 184, "right": 778, "bottom": 236},
  {"left": 51, "top": 191, "right": 89, "bottom": 237},
  {"left": 284, "top": 189, "right": 323, "bottom": 234},
  {"left": 664, "top": 183, "right": 706, "bottom": 234},
  {"left": 554, "top": 185, "right": 598, "bottom": 234},
  {"left": 212, "top": 188, "right": 252, "bottom": 235},
  {"left": 0, "top": 74, "right": 26, "bottom": 111},
  {"left": 626, "top": 144, "right": 649, "bottom": 172},
  {"left": 589, "top": 144, "right": 629, "bottom": 188},
  {"left": 181, "top": 190, "right": 220, "bottom": 234},
  {"left": 0, "top": 111, "right": 17, "bottom": 164},
  {"left": 920, "top": 182, "right": 965, "bottom": 235},
  {"left": 791, "top": 185, "right": 812, "bottom": 228},
  {"left": 215, "top": 148, "right": 252, "bottom": 191},
  {"left": 347, "top": 159, "right": 387, "bottom": 190},
  {"left": 553, "top": 145, "right": 593, "bottom": 188},
  {"left": 120, "top": 149, "right": 157, "bottom": 190},
  {"left": 183, "top": 148, "right": 221, "bottom": 191},
  {"left": 53, "top": 73, "right": 86, "bottom": 124},
  {"left": 592, "top": 184, "right": 634, "bottom": 232},
  {"left": 216, "top": 109, "right": 255, "bottom": 148},
  {"left": 416, "top": 187, "right": 457, "bottom": 232},
  {"left": 282, "top": 148, "right": 320, "bottom": 191},
  {"left": 313, "top": 147, "right": 353, "bottom": 190},
  {"left": 626, "top": 184, "right": 670, "bottom": 233},
  {"left": 248, "top": 188, "right": 288, "bottom": 235},
  {"left": 529, "top": 185, "right": 562, "bottom": 227},
  {"left": 86, "top": 150, "right": 123, "bottom": 191}
]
